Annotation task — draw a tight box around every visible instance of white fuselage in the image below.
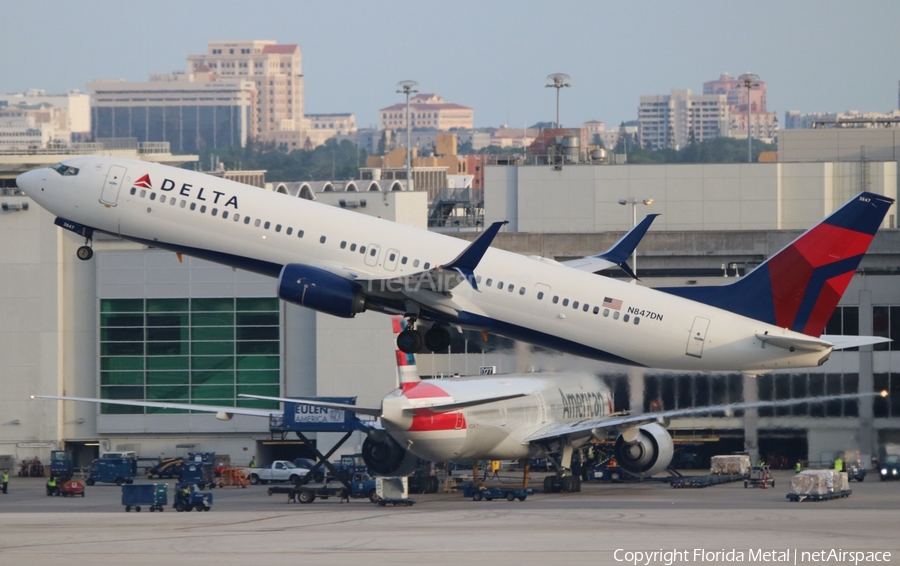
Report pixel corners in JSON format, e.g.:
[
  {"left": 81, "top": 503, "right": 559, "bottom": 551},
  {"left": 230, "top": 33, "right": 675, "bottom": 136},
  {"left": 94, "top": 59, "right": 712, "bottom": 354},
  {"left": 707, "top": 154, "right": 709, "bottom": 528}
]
[
  {"left": 382, "top": 373, "right": 610, "bottom": 462},
  {"left": 17, "top": 157, "right": 831, "bottom": 371}
]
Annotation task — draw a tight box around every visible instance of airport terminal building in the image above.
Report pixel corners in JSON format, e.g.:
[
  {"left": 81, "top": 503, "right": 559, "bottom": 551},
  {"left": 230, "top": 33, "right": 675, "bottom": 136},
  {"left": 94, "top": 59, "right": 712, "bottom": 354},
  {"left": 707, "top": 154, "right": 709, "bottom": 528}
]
[{"left": 2, "top": 128, "right": 900, "bottom": 472}]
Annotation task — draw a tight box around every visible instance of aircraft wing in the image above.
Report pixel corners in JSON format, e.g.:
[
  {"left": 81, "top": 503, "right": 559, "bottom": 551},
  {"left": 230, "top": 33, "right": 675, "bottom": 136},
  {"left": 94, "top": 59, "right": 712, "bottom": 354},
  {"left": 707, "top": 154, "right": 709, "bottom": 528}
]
[
  {"left": 33, "top": 395, "right": 278, "bottom": 418},
  {"left": 238, "top": 394, "right": 382, "bottom": 416},
  {"left": 561, "top": 214, "right": 660, "bottom": 279},
  {"left": 354, "top": 221, "right": 508, "bottom": 310},
  {"left": 524, "top": 392, "right": 879, "bottom": 444}
]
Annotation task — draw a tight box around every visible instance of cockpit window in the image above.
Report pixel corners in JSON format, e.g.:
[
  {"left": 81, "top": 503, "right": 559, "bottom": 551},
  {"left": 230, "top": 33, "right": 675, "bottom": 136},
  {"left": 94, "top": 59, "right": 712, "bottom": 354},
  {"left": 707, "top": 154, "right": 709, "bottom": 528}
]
[{"left": 51, "top": 163, "right": 79, "bottom": 176}]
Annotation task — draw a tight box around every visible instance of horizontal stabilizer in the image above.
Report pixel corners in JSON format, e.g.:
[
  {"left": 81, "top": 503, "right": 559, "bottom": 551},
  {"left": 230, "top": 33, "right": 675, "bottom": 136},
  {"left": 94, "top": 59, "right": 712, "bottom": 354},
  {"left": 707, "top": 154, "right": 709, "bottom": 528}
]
[
  {"left": 33, "top": 395, "right": 277, "bottom": 417},
  {"left": 403, "top": 393, "right": 527, "bottom": 414},
  {"left": 820, "top": 334, "right": 893, "bottom": 350},
  {"left": 238, "top": 394, "right": 382, "bottom": 417},
  {"left": 755, "top": 332, "right": 832, "bottom": 352}
]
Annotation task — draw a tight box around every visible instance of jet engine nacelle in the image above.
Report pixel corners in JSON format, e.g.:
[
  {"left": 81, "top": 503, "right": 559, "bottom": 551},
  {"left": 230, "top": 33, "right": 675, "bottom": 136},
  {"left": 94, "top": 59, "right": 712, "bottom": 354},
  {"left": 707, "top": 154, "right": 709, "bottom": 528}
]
[
  {"left": 278, "top": 264, "right": 366, "bottom": 318},
  {"left": 614, "top": 422, "right": 674, "bottom": 477},
  {"left": 362, "top": 435, "right": 419, "bottom": 477}
]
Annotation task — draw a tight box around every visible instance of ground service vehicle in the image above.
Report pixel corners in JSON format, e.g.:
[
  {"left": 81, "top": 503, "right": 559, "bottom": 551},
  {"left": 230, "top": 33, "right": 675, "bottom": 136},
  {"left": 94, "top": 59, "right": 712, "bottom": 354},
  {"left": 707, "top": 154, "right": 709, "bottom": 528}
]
[
  {"left": 293, "top": 458, "right": 327, "bottom": 483},
  {"left": 59, "top": 479, "right": 86, "bottom": 497},
  {"left": 146, "top": 457, "right": 183, "bottom": 479},
  {"left": 173, "top": 482, "right": 213, "bottom": 512},
  {"left": 880, "top": 454, "right": 900, "bottom": 481},
  {"left": 180, "top": 460, "right": 215, "bottom": 489},
  {"left": 86, "top": 457, "right": 135, "bottom": 486},
  {"left": 50, "top": 450, "right": 73, "bottom": 482},
  {"left": 463, "top": 483, "right": 532, "bottom": 502},
  {"left": 268, "top": 472, "right": 378, "bottom": 504},
  {"left": 247, "top": 460, "right": 310, "bottom": 485}
]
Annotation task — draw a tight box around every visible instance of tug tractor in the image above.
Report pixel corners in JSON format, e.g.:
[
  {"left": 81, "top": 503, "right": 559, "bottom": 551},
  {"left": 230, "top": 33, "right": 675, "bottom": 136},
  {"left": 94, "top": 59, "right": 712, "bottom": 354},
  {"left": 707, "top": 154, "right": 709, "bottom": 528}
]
[{"left": 173, "top": 482, "right": 213, "bottom": 512}]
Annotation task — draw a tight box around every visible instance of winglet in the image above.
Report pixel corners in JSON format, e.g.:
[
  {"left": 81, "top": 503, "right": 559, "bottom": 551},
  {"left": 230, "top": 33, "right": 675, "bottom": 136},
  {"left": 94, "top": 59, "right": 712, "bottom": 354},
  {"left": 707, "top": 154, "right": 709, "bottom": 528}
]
[
  {"left": 442, "top": 220, "right": 508, "bottom": 290},
  {"left": 600, "top": 213, "right": 660, "bottom": 279},
  {"left": 598, "top": 213, "right": 660, "bottom": 265}
]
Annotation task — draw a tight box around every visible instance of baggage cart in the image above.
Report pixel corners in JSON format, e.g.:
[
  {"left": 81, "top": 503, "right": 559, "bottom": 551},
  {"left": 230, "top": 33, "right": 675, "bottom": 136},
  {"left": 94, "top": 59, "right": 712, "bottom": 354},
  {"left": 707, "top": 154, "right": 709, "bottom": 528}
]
[{"left": 121, "top": 483, "right": 167, "bottom": 512}]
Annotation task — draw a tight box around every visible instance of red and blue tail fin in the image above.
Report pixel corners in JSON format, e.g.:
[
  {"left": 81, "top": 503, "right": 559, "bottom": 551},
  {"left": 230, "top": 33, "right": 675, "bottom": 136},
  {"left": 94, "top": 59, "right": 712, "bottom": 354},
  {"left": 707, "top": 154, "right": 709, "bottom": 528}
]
[
  {"left": 660, "top": 192, "right": 894, "bottom": 337},
  {"left": 392, "top": 317, "right": 420, "bottom": 386}
]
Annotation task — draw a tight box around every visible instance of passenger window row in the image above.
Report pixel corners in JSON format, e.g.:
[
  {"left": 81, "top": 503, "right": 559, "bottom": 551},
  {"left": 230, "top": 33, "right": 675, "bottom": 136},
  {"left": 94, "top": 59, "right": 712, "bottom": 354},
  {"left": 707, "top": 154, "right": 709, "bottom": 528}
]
[
  {"left": 130, "top": 187, "right": 306, "bottom": 239},
  {"left": 481, "top": 274, "right": 641, "bottom": 326},
  {"left": 337, "top": 240, "right": 431, "bottom": 270}
]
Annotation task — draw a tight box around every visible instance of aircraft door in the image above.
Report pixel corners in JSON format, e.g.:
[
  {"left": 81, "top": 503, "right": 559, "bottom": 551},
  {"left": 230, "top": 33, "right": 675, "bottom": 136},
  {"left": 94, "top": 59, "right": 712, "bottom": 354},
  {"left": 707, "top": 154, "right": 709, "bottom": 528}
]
[
  {"left": 384, "top": 248, "right": 400, "bottom": 271},
  {"left": 535, "top": 392, "right": 547, "bottom": 424},
  {"left": 100, "top": 165, "right": 127, "bottom": 206},
  {"left": 686, "top": 316, "right": 710, "bottom": 358},
  {"left": 364, "top": 244, "right": 382, "bottom": 267}
]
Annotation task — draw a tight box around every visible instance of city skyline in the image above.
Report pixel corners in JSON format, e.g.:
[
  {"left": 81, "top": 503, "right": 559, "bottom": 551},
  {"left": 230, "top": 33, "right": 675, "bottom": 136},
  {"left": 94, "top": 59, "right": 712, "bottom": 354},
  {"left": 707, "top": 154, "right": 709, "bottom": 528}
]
[{"left": 3, "top": 0, "right": 899, "bottom": 131}]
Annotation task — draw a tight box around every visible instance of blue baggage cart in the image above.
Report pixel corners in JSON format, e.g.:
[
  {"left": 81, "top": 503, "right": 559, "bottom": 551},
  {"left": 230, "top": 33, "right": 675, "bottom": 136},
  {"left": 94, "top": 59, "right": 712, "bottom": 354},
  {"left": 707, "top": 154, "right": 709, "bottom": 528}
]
[{"left": 121, "top": 483, "right": 167, "bottom": 512}]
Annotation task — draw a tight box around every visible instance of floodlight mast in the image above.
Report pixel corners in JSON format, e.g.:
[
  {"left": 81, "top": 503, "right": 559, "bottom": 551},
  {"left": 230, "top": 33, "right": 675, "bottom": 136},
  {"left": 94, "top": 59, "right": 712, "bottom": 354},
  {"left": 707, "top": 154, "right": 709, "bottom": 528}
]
[
  {"left": 545, "top": 73, "right": 571, "bottom": 128},
  {"left": 397, "top": 80, "right": 419, "bottom": 190},
  {"left": 738, "top": 73, "right": 761, "bottom": 163}
]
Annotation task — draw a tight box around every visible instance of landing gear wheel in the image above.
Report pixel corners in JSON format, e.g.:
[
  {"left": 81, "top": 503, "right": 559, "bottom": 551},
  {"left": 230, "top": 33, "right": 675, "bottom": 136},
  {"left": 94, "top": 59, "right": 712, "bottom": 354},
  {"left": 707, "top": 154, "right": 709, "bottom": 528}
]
[
  {"left": 76, "top": 246, "right": 93, "bottom": 261},
  {"left": 543, "top": 476, "right": 554, "bottom": 493},
  {"left": 397, "top": 329, "right": 423, "bottom": 353},
  {"left": 424, "top": 326, "right": 451, "bottom": 352}
]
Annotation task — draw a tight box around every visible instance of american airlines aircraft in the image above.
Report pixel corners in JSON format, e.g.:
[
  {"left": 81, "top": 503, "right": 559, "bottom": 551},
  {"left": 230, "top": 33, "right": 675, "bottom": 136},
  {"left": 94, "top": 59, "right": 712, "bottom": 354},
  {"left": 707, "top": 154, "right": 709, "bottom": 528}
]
[
  {"left": 15, "top": 157, "right": 893, "bottom": 371},
  {"left": 36, "top": 318, "right": 878, "bottom": 491}
]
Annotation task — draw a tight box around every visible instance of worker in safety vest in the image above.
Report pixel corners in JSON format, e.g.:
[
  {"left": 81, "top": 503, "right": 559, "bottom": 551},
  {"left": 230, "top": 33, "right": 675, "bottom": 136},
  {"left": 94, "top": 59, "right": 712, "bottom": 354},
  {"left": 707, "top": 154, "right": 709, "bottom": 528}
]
[
  {"left": 795, "top": 461, "right": 802, "bottom": 473},
  {"left": 46, "top": 476, "right": 58, "bottom": 496},
  {"left": 834, "top": 456, "right": 844, "bottom": 472},
  {"left": 1, "top": 470, "right": 8, "bottom": 494}
]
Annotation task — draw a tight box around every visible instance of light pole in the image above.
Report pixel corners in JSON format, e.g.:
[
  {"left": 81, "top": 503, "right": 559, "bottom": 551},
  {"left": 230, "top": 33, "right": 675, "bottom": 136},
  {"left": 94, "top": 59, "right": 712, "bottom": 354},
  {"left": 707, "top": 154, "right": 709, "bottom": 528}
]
[
  {"left": 738, "top": 73, "right": 760, "bottom": 164},
  {"left": 397, "top": 80, "right": 418, "bottom": 189},
  {"left": 618, "top": 197, "right": 654, "bottom": 282},
  {"left": 545, "top": 73, "right": 571, "bottom": 128}
]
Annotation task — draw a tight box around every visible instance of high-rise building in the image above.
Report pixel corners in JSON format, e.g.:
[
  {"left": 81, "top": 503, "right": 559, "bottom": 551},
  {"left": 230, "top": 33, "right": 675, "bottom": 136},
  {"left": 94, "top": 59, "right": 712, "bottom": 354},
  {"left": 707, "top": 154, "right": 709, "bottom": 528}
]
[
  {"left": 187, "top": 41, "right": 304, "bottom": 142},
  {"left": 89, "top": 73, "right": 257, "bottom": 153},
  {"left": 703, "top": 73, "right": 777, "bottom": 143},
  {"left": 638, "top": 90, "right": 729, "bottom": 150}
]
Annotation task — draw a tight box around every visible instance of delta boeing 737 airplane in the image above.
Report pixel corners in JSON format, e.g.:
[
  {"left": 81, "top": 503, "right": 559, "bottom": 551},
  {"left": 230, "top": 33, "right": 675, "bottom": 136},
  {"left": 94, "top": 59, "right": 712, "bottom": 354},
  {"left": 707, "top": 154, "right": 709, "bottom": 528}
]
[{"left": 15, "top": 157, "right": 893, "bottom": 371}]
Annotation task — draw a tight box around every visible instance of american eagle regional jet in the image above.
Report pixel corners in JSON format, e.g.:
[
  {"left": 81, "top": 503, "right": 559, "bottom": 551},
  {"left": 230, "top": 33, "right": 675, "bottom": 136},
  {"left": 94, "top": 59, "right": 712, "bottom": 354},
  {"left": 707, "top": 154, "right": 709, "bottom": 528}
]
[
  {"left": 15, "top": 157, "right": 893, "bottom": 371},
  {"left": 35, "top": 319, "right": 878, "bottom": 489}
]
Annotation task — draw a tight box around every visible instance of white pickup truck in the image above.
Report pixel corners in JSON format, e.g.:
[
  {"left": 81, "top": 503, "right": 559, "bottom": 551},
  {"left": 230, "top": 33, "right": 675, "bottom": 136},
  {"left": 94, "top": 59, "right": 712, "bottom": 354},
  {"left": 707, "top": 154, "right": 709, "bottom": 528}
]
[{"left": 248, "top": 460, "right": 310, "bottom": 485}]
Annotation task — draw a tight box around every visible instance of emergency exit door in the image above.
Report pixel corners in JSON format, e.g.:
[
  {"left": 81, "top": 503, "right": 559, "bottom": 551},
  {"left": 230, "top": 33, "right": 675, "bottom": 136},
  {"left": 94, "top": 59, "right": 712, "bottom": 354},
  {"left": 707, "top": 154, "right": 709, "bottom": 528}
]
[
  {"left": 686, "top": 316, "right": 710, "bottom": 358},
  {"left": 100, "top": 165, "right": 127, "bottom": 206}
]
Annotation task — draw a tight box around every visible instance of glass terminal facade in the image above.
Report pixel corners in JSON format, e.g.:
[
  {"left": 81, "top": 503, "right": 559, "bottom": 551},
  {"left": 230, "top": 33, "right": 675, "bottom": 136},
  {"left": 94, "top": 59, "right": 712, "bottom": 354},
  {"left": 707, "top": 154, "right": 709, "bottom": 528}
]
[{"left": 99, "top": 297, "right": 280, "bottom": 413}]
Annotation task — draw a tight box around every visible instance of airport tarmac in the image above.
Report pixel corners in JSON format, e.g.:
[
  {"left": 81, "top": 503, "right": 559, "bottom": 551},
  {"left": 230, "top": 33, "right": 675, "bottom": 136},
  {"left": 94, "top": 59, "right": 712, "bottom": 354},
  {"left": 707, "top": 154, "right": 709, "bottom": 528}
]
[{"left": 0, "top": 471, "right": 898, "bottom": 565}]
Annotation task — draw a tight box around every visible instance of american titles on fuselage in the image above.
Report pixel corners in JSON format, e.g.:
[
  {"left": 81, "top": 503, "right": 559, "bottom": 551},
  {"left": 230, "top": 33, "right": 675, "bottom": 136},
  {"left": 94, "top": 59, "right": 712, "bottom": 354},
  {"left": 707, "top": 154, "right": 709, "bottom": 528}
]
[
  {"left": 134, "top": 174, "right": 239, "bottom": 209},
  {"left": 559, "top": 388, "right": 609, "bottom": 420}
]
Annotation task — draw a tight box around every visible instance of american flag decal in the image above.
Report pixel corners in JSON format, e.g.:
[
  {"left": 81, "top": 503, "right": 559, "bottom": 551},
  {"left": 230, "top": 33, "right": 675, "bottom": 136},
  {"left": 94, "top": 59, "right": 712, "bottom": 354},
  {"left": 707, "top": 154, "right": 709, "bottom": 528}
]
[{"left": 602, "top": 297, "right": 623, "bottom": 311}]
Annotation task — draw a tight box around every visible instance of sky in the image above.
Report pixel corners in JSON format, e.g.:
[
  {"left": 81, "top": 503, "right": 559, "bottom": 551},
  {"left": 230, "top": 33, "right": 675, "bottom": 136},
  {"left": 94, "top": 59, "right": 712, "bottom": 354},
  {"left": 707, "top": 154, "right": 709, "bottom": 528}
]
[{"left": 3, "top": 0, "right": 900, "bottom": 130}]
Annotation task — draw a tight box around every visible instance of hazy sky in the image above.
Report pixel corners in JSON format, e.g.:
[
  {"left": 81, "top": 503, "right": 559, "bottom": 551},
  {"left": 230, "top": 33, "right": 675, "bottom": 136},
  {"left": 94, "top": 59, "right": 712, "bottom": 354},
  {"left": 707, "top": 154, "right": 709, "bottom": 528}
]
[{"left": 3, "top": 1, "right": 899, "bottom": 129}]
